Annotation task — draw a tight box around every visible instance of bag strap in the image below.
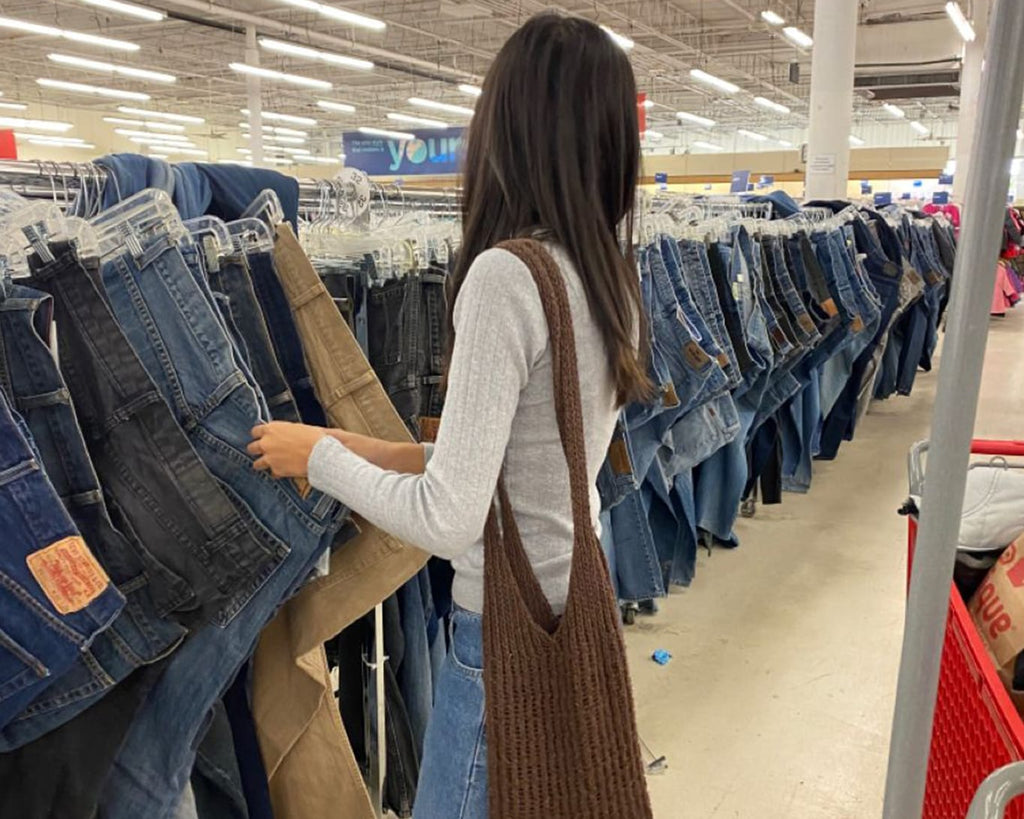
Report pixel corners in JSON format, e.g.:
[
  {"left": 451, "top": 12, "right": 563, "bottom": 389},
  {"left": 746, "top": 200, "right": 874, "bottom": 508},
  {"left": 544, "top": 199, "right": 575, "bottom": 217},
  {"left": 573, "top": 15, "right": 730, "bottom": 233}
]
[{"left": 495, "top": 239, "right": 594, "bottom": 534}]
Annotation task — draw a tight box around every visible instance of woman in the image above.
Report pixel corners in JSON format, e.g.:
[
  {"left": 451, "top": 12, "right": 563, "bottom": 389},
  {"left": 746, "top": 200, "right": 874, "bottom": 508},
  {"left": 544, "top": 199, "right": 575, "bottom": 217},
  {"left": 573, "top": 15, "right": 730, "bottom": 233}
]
[{"left": 249, "top": 12, "right": 649, "bottom": 817}]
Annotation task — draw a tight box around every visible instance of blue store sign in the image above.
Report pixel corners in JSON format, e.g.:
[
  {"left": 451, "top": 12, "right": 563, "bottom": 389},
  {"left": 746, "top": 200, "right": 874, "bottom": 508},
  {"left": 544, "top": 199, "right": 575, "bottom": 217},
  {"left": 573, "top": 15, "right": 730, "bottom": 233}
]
[{"left": 342, "top": 127, "right": 465, "bottom": 175}]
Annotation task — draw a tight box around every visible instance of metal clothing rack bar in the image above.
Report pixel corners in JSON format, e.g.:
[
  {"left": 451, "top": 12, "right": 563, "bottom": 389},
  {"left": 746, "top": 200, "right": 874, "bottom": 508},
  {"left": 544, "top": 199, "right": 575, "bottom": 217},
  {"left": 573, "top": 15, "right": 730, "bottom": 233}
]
[{"left": 882, "top": 2, "right": 1024, "bottom": 817}]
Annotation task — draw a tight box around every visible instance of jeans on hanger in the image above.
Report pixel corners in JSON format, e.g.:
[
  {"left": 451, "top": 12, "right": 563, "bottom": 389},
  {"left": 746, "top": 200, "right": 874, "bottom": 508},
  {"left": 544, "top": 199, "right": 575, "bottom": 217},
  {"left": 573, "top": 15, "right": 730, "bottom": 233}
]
[
  {"left": 419, "top": 268, "right": 448, "bottom": 421},
  {"left": 0, "top": 283, "right": 184, "bottom": 750},
  {"left": 367, "top": 275, "right": 424, "bottom": 437},
  {"left": 0, "top": 387, "right": 124, "bottom": 731}
]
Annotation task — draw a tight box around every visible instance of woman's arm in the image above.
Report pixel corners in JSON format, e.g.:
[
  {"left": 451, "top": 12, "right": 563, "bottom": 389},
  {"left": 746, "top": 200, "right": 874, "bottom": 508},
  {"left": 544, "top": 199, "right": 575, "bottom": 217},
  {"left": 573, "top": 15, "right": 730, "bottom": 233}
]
[{"left": 326, "top": 429, "right": 427, "bottom": 474}]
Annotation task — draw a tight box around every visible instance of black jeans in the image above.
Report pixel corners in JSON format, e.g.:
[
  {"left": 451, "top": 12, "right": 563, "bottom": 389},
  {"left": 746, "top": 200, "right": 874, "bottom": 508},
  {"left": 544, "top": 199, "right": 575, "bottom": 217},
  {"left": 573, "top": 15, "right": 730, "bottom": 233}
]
[{"left": 368, "top": 276, "right": 423, "bottom": 437}]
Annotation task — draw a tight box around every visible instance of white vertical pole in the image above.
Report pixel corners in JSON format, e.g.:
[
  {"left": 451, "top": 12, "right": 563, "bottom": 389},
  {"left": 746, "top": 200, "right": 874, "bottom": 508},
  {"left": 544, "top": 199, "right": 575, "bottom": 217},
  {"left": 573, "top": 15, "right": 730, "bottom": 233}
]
[
  {"left": 245, "top": 25, "right": 264, "bottom": 165},
  {"left": 882, "top": 2, "right": 1024, "bottom": 816},
  {"left": 803, "top": 0, "right": 858, "bottom": 199},
  {"left": 953, "top": 0, "right": 992, "bottom": 203}
]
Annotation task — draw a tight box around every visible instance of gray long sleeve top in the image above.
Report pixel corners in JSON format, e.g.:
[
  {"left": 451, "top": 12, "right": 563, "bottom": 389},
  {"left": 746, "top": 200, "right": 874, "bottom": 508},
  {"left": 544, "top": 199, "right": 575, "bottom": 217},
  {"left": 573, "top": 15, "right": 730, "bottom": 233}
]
[{"left": 307, "top": 245, "right": 619, "bottom": 614}]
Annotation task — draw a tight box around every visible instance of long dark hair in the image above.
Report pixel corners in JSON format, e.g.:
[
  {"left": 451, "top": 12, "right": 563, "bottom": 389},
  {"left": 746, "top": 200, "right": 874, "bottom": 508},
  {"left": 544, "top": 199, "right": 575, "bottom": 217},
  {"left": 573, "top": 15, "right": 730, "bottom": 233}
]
[{"left": 452, "top": 12, "right": 650, "bottom": 406}]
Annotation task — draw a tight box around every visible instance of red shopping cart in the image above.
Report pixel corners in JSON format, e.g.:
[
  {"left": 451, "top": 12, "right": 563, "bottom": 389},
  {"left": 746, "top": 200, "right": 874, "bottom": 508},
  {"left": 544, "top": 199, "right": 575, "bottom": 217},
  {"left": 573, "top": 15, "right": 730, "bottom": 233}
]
[{"left": 907, "top": 440, "right": 1024, "bottom": 818}]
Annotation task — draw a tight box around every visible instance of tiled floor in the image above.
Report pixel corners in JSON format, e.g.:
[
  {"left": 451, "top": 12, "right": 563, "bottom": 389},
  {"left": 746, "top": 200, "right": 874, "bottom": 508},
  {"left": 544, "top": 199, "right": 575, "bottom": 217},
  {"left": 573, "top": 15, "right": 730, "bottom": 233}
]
[{"left": 625, "top": 305, "right": 1024, "bottom": 817}]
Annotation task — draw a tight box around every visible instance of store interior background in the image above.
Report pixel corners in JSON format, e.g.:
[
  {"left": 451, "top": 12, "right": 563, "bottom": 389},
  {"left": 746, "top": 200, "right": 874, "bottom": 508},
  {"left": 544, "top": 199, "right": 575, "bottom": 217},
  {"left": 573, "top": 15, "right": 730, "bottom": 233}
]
[{"left": 0, "top": 1, "right": 1014, "bottom": 817}]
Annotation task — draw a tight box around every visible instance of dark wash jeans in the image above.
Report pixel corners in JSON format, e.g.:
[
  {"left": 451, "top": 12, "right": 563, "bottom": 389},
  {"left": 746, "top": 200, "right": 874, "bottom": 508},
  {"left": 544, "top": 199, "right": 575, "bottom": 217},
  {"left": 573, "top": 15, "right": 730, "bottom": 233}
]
[
  {"left": 368, "top": 275, "right": 424, "bottom": 436},
  {"left": 0, "top": 386, "right": 124, "bottom": 731},
  {"left": 27, "top": 242, "right": 287, "bottom": 629},
  {"left": 0, "top": 282, "right": 184, "bottom": 750}
]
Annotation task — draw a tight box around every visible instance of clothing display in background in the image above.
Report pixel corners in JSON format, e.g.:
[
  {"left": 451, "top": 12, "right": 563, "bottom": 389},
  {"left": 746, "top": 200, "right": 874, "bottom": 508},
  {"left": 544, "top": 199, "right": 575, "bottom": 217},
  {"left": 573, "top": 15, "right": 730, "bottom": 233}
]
[
  {"left": 0, "top": 158, "right": 432, "bottom": 819},
  {"left": 596, "top": 197, "right": 957, "bottom": 609}
]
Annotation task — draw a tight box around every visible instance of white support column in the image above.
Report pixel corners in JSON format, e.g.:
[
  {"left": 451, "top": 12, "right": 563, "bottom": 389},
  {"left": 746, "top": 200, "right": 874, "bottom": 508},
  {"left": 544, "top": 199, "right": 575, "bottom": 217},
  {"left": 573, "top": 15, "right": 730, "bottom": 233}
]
[
  {"left": 953, "top": 0, "right": 991, "bottom": 202},
  {"left": 245, "top": 25, "right": 263, "bottom": 165},
  {"left": 803, "top": 0, "right": 859, "bottom": 200}
]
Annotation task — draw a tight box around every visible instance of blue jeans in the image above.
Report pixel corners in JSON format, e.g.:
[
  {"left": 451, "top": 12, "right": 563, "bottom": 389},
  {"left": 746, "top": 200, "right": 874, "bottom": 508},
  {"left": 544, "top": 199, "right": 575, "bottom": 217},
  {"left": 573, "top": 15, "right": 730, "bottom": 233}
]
[
  {"left": 0, "top": 388, "right": 124, "bottom": 730},
  {"left": 415, "top": 607, "right": 488, "bottom": 819}
]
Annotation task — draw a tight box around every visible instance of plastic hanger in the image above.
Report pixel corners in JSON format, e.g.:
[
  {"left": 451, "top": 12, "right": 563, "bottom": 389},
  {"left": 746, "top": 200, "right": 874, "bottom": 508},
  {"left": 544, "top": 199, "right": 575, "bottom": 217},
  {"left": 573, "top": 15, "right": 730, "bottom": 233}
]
[
  {"left": 242, "top": 189, "right": 286, "bottom": 228},
  {"left": 89, "top": 188, "right": 188, "bottom": 260},
  {"left": 228, "top": 217, "right": 276, "bottom": 254}
]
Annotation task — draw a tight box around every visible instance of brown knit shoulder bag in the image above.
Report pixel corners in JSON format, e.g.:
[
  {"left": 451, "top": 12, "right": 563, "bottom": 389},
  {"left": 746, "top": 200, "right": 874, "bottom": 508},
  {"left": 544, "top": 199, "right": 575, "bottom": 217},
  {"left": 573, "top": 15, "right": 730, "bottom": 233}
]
[{"left": 483, "top": 238, "right": 653, "bottom": 819}]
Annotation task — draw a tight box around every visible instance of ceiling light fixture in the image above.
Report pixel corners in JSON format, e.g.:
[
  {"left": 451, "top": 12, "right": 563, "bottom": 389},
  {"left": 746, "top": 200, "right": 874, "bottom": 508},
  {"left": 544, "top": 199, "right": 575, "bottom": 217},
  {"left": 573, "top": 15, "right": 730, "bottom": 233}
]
[
  {"left": 0, "top": 16, "right": 139, "bottom": 51},
  {"left": 0, "top": 116, "right": 72, "bottom": 132},
  {"left": 302, "top": 156, "right": 342, "bottom": 164},
  {"left": 676, "top": 110, "right": 716, "bottom": 127},
  {"left": 387, "top": 112, "right": 447, "bottom": 128},
  {"left": 272, "top": 146, "right": 312, "bottom": 155},
  {"left": 219, "top": 159, "right": 254, "bottom": 165},
  {"left": 118, "top": 105, "right": 204, "bottom": 123},
  {"left": 26, "top": 138, "right": 96, "bottom": 149},
  {"left": 156, "top": 145, "right": 208, "bottom": 156},
  {"left": 0, "top": 101, "right": 28, "bottom": 111},
  {"left": 115, "top": 128, "right": 192, "bottom": 141},
  {"left": 241, "top": 108, "right": 317, "bottom": 126},
  {"left": 229, "top": 62, "right": 331, "bottom": 90},
  {"left": 910, "top": 120, "right": 930, "bottom": 135},
  {"left": 37, "top": 78, "right": 150, "bottom": 100},
  {"left": 358, "top": 126, "right": 415, "bottom": 140},
  {"left": 241, "top": 133, "right": 307, "bottom": 144},
  {"left": 103, "top": 117, "right": 185, "bottom": 131},
  {"left": 692, "top": 141, "right": 724, "bottom": 151},
  {"left": 760, "top": 10, "right": 785, "bottom": 25},
  {"left": 737, "top": 128, "right": 769, "bottom": 142},
  {"left": 781, "top": 26, "right": 813, "bottom": 49},
  {"left": 316, "top": 100, "right": 357, "bottom": 114},
  {"left": 849, "top": 134, "right": 865, "bottom": 146},
  {"left": 127, "top": 136, "right": 197, "bottom": 147},
  {"left": 882, "top": 103, "right": 906, "bottom": 118},
  {"left": 600, "top": 25, "right": 634, "bottom": 51},
  {"left": 407, "top": 97, "right": 474, "bottom": 117},
  {"left": 14, "top": 132, "right": 86, "bottom": 142},
  {"left": 753, "top": 96, "right": 791, "bottom": 114},
  {"left": 777, "top": 138, "right": 793, "bottom": 147},
  {"left": 276, "top": 0, "right": 385, "bottom": 30},
  {"left": 147, "top": 153, "right": 171, "bottom": 159},
  {"left": 945, "top": 1, "right": 976, "bottom": 42},
  {"left": 457, "top": 84, "right": 482, "bottom": 97},
  {"left": 47, "top": 53, "right": 175, "bottom": 83},
  {"left": 258, "top": 38, "right": 373, "bottom": 70},
  {"left": 689, "top": 68, "right": 739, "bottom": 94},
  {"left": 645, "top": 129, "right": 664, "bottom": 140},
  {"left": 239, "top": 122, "right": 308, "bottom": 136},
  {"left": 74, "top": 0, "right": 165, "bottom": 22},
  {"left": 643, "top": 99, "right": 655, "bottom": 109}
]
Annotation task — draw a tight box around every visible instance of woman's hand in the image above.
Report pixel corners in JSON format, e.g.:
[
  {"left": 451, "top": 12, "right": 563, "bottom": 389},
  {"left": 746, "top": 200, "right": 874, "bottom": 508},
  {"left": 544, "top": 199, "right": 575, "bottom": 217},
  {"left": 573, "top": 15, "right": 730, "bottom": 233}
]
[{"left": 248, "top": 422, "right": 328, "bottom": 478}]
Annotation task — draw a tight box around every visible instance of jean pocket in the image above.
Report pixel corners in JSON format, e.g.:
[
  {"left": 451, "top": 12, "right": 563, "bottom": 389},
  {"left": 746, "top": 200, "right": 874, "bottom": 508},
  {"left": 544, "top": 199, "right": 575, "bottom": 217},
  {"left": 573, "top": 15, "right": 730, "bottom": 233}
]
[
  {"left": 448, "top": 620, "right": 483, "bottom": 680},
  {"left": 0, "top": 625, "right": 50, "bottom": 702}
]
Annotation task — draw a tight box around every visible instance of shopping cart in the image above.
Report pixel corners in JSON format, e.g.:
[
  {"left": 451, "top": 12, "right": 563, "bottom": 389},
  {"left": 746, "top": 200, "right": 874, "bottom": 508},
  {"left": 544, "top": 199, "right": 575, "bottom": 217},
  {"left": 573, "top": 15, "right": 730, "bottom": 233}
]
[{"left": 907, "top": 440, "right": 1024, "bottom": 818}]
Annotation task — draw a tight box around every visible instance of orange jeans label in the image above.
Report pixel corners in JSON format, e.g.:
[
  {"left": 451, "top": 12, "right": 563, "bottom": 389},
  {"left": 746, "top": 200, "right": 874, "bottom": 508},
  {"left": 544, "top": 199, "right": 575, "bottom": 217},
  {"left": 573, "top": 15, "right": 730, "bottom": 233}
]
[
  {"left": 26, "top": 536, "right": 110, "bottom": 615},
  {"left": 821, "top": 298, "right": 839, "bottom": 317},
  {"left": 294, "top": 477, "right": 313, "bottom": 499}
]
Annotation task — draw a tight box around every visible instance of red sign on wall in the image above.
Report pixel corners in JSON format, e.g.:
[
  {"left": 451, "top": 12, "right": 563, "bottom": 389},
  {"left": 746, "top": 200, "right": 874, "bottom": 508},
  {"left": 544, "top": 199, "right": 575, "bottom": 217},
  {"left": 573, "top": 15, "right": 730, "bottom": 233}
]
[
  {"left": 637, "top": 93, "right": 647, "bottom": 136},
  {"left": 0, "top": 130, "right": 16, "bottom": 160}
]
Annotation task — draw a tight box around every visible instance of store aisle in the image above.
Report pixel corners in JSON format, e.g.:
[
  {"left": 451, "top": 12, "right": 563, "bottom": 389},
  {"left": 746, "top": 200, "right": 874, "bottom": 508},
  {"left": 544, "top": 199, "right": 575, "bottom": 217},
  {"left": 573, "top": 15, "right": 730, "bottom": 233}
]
[{"left": 626, "top": 307, "right": 1024, "bottom": 818}]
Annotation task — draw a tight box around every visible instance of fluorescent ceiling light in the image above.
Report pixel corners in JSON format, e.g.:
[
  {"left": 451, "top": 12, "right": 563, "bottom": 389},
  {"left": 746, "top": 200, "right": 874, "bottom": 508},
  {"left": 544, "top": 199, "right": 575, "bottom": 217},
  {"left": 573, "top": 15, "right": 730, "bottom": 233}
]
[
  {"left": 276, "top": 0, "right": 385, "bottom": 30},
  {"left": 689, "top": 68, "right": 739, "bottom": 94},
  {"left": 945, "top": 2, "right": 976, "bottom": 42},
  {"left": 272, "top": 146, "right": 311, "bottom": 155},
  {"left": 115, "top": 128, "right": 192, "bottom": 141},
  {"left": 258, "top": 38, "right": 373, "bottom": 70},
  {"left": 316, "top": 100, "right": 357, "bottom": 114},
  {"left": 600, "top": 25, "right": 634, "bottom": 51},
  {"left": 388, "top": 112, "right": 446, "bottom": 128},
  {"left": 0, "top": 16, "right": 139, "bottom": 51},
  {"left": 239, "top": 123, "right": 308, "bottom": 136},
  {"left": 241, "top": 108, "right": 317, "bottom": 126},
  {"left": 26, "top": 138, "right": 96, "bottom": 149},
  {"left": 103, "top": 117, "right": 185, "bottom": 131},
  {"left": 229, "top": 62, "right": 331, "bottom": 90},
  {"left": 645, "top": 130, "right": 664, "bottom": 140},
  {"left": 74, "top": 0, "right": 165, "bottom": 22},
  {"left": 302, "top": 156, "right": 341, "bottom": 164},
  {"left": 118, "top": 105, "right": 204, "bottom": 123},
  {"left": 778, "top": 138, "right": 793, "bottom": 147},
  {"left": 760, "top": 10, "right": 785, "bottom": 25},
  {"left": 643, "top": 99, "right": 655, "bottom": 109},
  {"left": 737, "top": 128, "right": 768, "bottom": 142},
  {"left": 147, "top": 153, "right": 170, "bottom": 159},
  {"left": 0, "top": 101, "right": 27, "bottom": 111},
  {"left": 158, "top": 145, "right": 208, "bottom": 156},
  {"left": 14, "top": 132, "right": 86, "bottom": 142},
  {"left": 753, "top": 96, "right": 790, "bottom": 114},
  {"left": 219, "top": 159, "right": 254, "bottom": 165},
  {"left": 458, "top": 84, "right": 482, "bottom": 97},
  {"left": 408, "top": 97, "right": 474, "bottom": 117},
  {"left": 692, "top": 141, "right": 724, "bottom": 151},
  {"left": 37, "top": 78, "right": 150, "bottom": 100},
  {"left": 359, "top": 126, "right": 415, "bottom": 140},
  {"left": 127, "top": 136, "right": 196, "bottom": 146},
  {"left": 47, "top": 53, "right": 175, "bottom": 83},
  {"left": 0, "top": 116, "right": 72, "bottom": 132},
  {"left": 782, "top": 26, "right": 813, "bottom": 49},
  {"left": 676, "top": 110, "right": 716, "bottom": 127},
  {"left": 882, "top": 103, "right": 905, "bottom": 118},
  {"left": 242, "top": 133, "right": 306, "bottom": 144},
  {"left": 910, "top": 120, "right": 930, "bottom": 135},
  {"left": 259, "top": 156, "right": 294, "bottom": 166},
  {"left": 849, "top": 134, "right": 865, "bottom": 146}
]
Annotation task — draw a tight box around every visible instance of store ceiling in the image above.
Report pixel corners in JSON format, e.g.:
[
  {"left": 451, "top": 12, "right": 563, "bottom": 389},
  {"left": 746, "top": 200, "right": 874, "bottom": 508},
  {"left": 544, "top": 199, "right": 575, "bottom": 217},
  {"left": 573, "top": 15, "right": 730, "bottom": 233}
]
[{"left": 0, "top": 0, "right": 974, "bottom": 161}]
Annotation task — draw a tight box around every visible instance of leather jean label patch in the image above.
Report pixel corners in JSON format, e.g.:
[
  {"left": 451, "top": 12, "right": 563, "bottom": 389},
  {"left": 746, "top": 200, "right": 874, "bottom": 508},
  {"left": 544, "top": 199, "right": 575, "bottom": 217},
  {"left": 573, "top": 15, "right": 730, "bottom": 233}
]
[
  {"left": 683, "top": 340, "right": 711, "bottom": 371},
  {"left": 419, "top": 416, "right": 441, "bottom": 443},
  {"left": 716, "top": 352, "right": 730, "bottom": 369},
  {"left": 663, "top": 382, "right": 680, "bottom": 408},
  {"left": 608, "top": 437, "right": 633, "bottom": 476},
  {"left": 850, "top": 314, "right": 866, "bottom": 334},
  {"left": 821, "top": 298, "right": 839, "bottom": 317},
  {"left": 294, "top": 478, "right": 313, "bottom": 499},
  {"left": 27, "top": 536, "right": 110, "bottom": 615},
  {"left": 798, "top": 314, "right": 817, "bottom": 335}
]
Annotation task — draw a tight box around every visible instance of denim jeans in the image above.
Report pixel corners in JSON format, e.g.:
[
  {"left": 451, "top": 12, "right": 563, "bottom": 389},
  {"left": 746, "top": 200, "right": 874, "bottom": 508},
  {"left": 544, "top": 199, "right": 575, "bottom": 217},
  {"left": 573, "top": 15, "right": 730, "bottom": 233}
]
[
  {"left": 414, "top": 607, "right": 487, "bottom": 819},
  {"left": 208, "top": 254, "right": 301, "bottom": 422},
  {"left": 0, "top": 386, "right": 124, "bottom": 731},
  {"left": 368, "top": 275, "right": 424, "bottom": 437},
  {"left": 27, "top": 241, "right": 288, "bottom": 629},
  {"left": 608, "top": 481, "right": 665, "bottom": 602},
  {"left": 245, "top": 248, "right": 327, "bottom": 426},
  {"left": 780, "top": 368, "right": 821, "bottom": 493},
  {"left": 0, "top": 282, "right": 184, "bottom": 749},
  {"left": 419, "top": 269, "right": 448, "bottom": 421}
]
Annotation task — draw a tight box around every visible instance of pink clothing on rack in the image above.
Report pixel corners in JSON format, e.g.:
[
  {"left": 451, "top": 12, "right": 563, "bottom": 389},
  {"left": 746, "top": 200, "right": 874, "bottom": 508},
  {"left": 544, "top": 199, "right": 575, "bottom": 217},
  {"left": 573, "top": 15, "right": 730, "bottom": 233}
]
[{"left": 993, "top": 261, "right": 1020, "bottom": 315}]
